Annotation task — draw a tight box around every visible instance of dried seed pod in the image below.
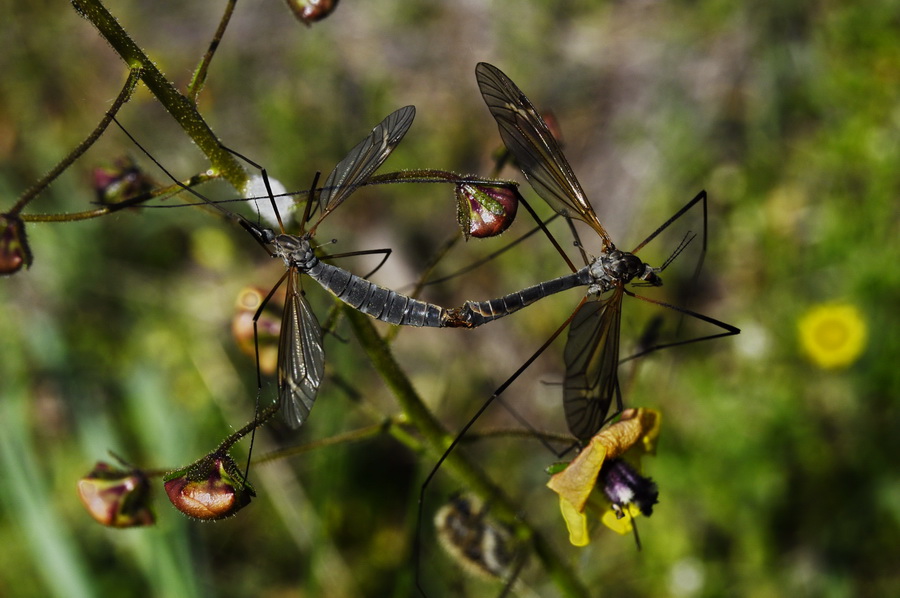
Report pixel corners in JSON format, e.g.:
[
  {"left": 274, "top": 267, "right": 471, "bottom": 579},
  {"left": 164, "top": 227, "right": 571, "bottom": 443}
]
[
  {"left": 434, "top": 493, "right": 520, "bottom": 581},
  {"left": 77, "top": 462, "right": 155, "bottom": 528}
]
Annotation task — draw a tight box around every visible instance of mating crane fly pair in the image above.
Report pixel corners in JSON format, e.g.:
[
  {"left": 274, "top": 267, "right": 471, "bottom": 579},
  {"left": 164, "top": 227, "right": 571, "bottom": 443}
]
[
  {"left": 118, "top": 102, "right": 588, "bottom": 434},
  {"left": 118, "top": 62, "right": 736, "bottom": 454},
  {"left": 112, "top": 62, "right": 738, "bottom": 595}
]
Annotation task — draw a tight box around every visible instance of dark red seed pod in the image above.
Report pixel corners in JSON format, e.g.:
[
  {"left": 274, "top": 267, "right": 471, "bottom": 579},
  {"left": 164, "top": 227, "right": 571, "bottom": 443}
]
[
  {"left": 0, "top": 213, "right": 33, "bottom": 275},
  {"left": 164, "top": 454, "right": 255, "bottom": 521},
  {"left": 284, "top": 0, "right": 339, "bottom": 25},
  {"left": 77, "top": 462, "right": 155, "bottom": 528},
  {"left": 455, "top": 183, "right": 520, "bottom": 239}
]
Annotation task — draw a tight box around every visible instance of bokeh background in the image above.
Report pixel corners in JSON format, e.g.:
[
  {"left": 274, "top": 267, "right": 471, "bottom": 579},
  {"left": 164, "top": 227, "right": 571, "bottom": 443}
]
[{"left": 1, "top": 1, "right": 898, "bottom": 596}]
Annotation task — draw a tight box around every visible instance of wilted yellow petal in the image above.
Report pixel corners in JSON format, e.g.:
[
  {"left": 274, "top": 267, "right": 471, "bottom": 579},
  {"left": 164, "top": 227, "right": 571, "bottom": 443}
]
[
  {"left": 597, "top": 408, "right": 660, "bottom": 459},
  {"left": 547, "top": 439, "right": 608, "bottom": 511},
  {"left": 547, "top": 408, "right": 662, "bottom": 512},
  {"left": 559, "top": 496, "right": 590, "bottom": 546}
]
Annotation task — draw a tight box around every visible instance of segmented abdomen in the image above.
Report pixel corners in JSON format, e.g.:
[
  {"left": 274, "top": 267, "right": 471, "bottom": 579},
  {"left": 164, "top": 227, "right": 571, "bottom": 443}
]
[{"left": 305, "top": 258, "right": 448, "bottom": 327}]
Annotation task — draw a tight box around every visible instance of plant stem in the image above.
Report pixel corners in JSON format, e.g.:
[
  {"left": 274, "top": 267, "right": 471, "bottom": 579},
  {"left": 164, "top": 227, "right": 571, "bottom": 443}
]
[
  {"left": 21, "top": 172, "right": 218, "bottom": 222},
  {"left": 8, "top": 67, "right": 141, "bottom": 216},
  {"left": 188, "top": 0, "right": 238, "bottom": 102},
  {"left": 69, "top": 0, "right": 247, "bottom": 191},
  {"left": 343, "top": 306, "right": 589, "bottom": 598}
]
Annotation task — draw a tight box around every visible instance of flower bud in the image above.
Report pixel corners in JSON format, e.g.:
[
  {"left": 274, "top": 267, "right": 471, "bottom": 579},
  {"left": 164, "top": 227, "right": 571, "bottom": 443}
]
[
  {"left": 164, "top": 454, "right": 255, "bottom": 521},
  {"left": 455, "top": 183, "right": 520, "bottom": 239},
  {"left": 76, "top": 462, "right": 155, "bottom": 528},
  {"left": 92, "top": 157, "right": 155, "bottom": 205},
  {"left": 0, "top": 213, "right": 33, "bottom": 275},
  {"left": 284, "top": 0, "right": 339, "bottom": 25}
]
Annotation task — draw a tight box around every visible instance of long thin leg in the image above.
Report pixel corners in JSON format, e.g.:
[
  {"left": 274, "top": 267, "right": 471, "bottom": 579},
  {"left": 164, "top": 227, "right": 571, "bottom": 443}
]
[
  {"left": 415, "top": 301, "right": 585, "bottom": 595},
  {"left": 242, "top": 269, "right": 291, "bottom": 482},
  {"left": 619, "top": 289, "right": 740, "bottom": 363}
]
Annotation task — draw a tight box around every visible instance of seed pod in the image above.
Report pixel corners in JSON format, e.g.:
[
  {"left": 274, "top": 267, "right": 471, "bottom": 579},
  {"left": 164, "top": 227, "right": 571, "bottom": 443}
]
[
  {"left": 76, "top": 462, "right": 155, "bottom": 528},
  {"left": 284, "top": 0, "right": 339, "bottom": 25},
  {"left": 0, "top": 213, "right": 32, "bottom": 275},
  {"left": 455, "top": 183, "right": 520, "bottom": 239},
  {"left": 92, "top": 157, "right": 155, "bottom": 205},
  {"left": 164, "top": 454, "right": 255, "bottom": 521},
  {"left": 434, "top": 494, "right": 520, "bottom": 581}
]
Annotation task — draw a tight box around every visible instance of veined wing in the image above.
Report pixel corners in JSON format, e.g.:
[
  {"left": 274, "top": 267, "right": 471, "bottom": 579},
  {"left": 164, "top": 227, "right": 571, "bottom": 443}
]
[
  {"left": 563, "top": 289, "right": 624, "bottom": 443},
  {"left": 316, "top": 105, "right": 416, "bottom": 221},
  {"left": 475, "top": 62, "right": 612, "bottom": 249},
  {"left": 277, "top": 268, "right": 326, "bottom": 428}
]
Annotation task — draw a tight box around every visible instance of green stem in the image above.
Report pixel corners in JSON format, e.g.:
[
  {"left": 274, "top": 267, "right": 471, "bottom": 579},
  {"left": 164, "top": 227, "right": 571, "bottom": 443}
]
[
  {"left": 70, "top": 0, "right": 247, "bottom": 191},
  {"left": 343, "top": 306, "right": 589, "bottom": 598},
  {"left": 21, "top": 172, "right": 218, "bottom": 223},
  {"left": 253, "top": 422, "right": 390, "bottom": 465},
  {"left": 8, "top": 67, "right": 141, "bottom": 216},
  {"left": 368, "top": 169, "right": 518, "bottom": 187},
  {"left": 188, "top": 0, "right": 238, "bottom": 102}
]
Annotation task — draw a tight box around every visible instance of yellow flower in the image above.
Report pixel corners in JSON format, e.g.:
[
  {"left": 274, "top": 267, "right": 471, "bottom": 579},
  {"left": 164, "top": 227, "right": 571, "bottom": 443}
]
[
  {"left": 546, "top": 408, "right": 661, "bottom": 546},
  {"left": 798, "top": 303, "right": 868, "bottom": 369}
]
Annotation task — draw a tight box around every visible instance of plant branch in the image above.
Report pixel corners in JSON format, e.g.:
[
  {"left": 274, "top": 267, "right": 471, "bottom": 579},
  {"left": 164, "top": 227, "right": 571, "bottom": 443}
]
[
  {"left": 188, "top": 0, "right": 238, "bottom": 102},
  {"left": 343, "top": 306, "right": 589, "bottom": 598},
  {"left": 8, "top": 67, "right": 141, "bottom": 216},
  {"left": 69, "top": 0, "right": 247, "bottom": 191}
]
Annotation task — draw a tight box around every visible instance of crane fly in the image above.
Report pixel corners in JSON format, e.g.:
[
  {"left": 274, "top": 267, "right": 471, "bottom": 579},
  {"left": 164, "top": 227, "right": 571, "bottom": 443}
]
[
  {"left": 475, "top": 61, "right": 740, "bottom": 442},
  {"left": 115, "top": 107, "right": 419, "bottom": 429},
  {"left": 244, "top": 105, "right": 417, "bottom": 428}
]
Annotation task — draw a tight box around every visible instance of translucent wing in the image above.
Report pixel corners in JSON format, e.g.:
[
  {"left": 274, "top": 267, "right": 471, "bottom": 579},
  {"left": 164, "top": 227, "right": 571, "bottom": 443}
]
[
  {"left": 316, "top": 105, "right": 416, "bottom": 221},
  {"left": 277, "top": 268, "right": 325, "bottom": 428},
  {"left": 563, "top": 289, "right": 624, "bottom": 443},
  {"left": 475, "top": 62, "right": 612, "bottom": 249}
]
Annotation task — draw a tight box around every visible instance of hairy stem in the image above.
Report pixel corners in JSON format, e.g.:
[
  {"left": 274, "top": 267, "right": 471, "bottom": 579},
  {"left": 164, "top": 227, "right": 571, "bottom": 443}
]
[
  {"left": 70, "top": 0, "right": 247, "bottom": 191},
  {"left": 344, "top": 306, "right": 589, "bottom": 598},
  {"left": 9, "top": 67, "right": 141, "bottom": 216}
]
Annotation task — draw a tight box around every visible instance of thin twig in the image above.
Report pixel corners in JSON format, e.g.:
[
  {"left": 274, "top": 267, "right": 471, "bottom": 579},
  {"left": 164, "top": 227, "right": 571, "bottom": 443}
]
[
  {"left": 8, "top": 67, "right": 141, "bottom": 216},
  {"left": 70, "top": 0, "right": 247, "bottom": 190}
]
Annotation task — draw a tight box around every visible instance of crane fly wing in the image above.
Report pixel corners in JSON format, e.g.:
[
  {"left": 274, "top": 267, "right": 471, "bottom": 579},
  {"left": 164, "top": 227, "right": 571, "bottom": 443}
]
[
  {"left": 316, "top": 105, "right": 416, "bottom": 220},
  {"left": 475, "top": 62, "right": 612, "bottom": 249},
  {"left": 563, "top": 289, "right": 624, "bottom": 443},
  {"left": 277, "top": 268, "right": 325, "bottom": 428}
]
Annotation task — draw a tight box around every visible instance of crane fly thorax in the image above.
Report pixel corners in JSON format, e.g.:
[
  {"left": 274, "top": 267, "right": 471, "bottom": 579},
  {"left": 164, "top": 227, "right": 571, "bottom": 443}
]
[
  {"left": 587, "top": 249, "right": 662, "bottom": 296},
  {"left": 272, "top": 234, "right": 316, "bottom": 271}
]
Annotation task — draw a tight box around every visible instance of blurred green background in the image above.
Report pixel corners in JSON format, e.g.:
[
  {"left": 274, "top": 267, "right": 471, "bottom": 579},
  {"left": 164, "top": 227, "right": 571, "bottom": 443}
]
[{"left": 1, "top": 1, "right": 898, "bottom": 596}]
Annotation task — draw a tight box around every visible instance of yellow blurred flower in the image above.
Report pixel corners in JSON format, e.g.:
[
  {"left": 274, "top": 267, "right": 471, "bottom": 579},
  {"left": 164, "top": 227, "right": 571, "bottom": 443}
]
[
  {"left": 798, "top": 303, "right": 867, "bottom": 369},
  {"left": 546, "top": 408, "right": 660, "bottom": 546}
]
